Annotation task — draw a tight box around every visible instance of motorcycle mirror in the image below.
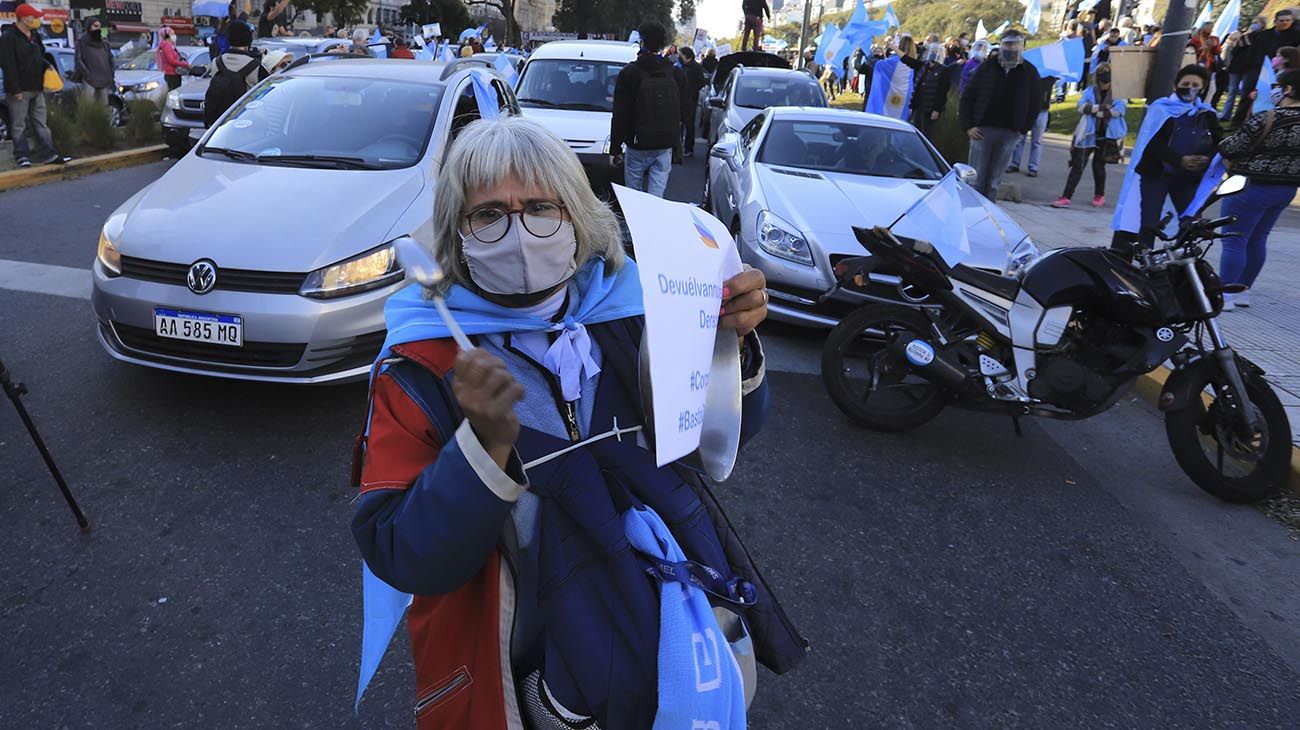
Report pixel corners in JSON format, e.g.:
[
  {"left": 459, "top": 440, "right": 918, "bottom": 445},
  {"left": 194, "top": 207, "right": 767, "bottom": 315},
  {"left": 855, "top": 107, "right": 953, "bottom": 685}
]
[{"left": 1215, "top": 174, "right": 1247, "bottom": 199}]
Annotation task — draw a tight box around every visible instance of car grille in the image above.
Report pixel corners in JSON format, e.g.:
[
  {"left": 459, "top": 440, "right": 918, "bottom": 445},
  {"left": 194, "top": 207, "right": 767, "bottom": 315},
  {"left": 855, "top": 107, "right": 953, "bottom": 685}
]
[
  {"left": 120, "top": 256, "right": 308, "bottom": 294},
  {"left": 175, "top": 98, "right": 204, "bottom": 120},
  {"left": 112, "top": 323, "right": 306, "bottom": 367}
]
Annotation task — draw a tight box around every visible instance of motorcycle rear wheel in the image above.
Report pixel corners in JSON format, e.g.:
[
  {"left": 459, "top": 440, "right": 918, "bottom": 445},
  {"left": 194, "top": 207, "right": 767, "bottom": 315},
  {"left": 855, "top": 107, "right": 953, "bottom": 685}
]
[
  {"left": 1165, "top": 368, "right": 1291, "bottom": 503},
  {"left": 821, "top": 305, "right": 947, "bottom": 432}
]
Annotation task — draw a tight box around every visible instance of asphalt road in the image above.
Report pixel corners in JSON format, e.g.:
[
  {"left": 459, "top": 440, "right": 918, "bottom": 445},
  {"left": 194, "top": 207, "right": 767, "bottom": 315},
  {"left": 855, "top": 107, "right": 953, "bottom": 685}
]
[{"left": 2, "top": 154, "right": 1299, "bottom": 728}]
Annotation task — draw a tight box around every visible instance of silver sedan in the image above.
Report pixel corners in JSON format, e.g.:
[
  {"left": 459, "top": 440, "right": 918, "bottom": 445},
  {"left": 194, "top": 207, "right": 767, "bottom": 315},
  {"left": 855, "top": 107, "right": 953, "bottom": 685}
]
[
  {"left": 93, "top": 60, "right": 519, "bottom": 383},
  {"left": 704, "top": 106, "right": 1038, "bottom": 327}
]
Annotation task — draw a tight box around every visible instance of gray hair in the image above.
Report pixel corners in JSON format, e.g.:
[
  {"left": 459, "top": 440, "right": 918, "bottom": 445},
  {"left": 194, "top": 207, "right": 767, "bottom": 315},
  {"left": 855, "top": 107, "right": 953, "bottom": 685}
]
[{"left": 429, "top": 115, "right": 625, "bottom": 295}]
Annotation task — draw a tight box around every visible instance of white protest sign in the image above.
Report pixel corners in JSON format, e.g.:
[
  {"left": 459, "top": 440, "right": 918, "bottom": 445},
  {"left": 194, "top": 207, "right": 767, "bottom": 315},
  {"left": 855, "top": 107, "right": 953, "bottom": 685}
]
[
  {"left": 422, "top": 23, "right": 442, "bottom": 39},
  {"left": 613, "top": 185, "right": 743, "bottom": 467},
  {"left": 716, "top": 43, "right": 733, "bottom": 56}
]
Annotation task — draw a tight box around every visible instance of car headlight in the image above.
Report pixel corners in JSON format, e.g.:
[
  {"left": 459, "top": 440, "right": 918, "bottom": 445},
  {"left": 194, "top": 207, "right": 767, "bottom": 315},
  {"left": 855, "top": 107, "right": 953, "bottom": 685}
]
[
  {"left": 1008, "top": 236, "right": 1039, "bottom": 275},
  {"left": 166, "top": 89, "right": 182, "bottom": 110},
  {"left": 299, "top": 242, "right": 403, "bottom": 299},
  {"left": 135, "top": 80, "right": 161, "bottom": 93},
  {"left": 97, "top": 229, "right": 121, "bottom": 276},
  {"left": 756, "top": 210, "right": 813, "bottom": 265}
]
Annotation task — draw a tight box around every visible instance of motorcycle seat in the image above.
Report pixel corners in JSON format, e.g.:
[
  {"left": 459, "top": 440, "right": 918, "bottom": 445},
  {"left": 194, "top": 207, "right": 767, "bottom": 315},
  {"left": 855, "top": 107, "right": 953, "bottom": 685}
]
[{"left": 950, "top": 264, "right": 1020, "bottom": 302}]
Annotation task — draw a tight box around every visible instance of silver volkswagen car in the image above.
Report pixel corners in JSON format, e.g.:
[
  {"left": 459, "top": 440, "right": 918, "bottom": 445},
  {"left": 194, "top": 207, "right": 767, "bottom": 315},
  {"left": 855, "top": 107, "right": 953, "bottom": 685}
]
[
  {"left": 705, "top": 106, "right": 1038, "bottom": 327},
  {"left": 93, "top": 59, "right": 519, "bottom": 383}
]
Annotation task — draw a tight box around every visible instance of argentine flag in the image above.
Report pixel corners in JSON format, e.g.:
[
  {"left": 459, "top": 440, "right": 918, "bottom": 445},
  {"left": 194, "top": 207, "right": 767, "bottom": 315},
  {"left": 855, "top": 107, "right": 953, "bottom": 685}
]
[
  {"left": 883, "top": 3, "right": 900, "bottom": 29},
  {"left": 1023, "top": 37, "right": 1085, "bottom": 82},
  {"left": 1193, "top": 1, "right": 1214, "bottom": 29},
  {"left": 494, "top": 52, "right": 519, "bottom": 86},
  {"left": 1253, "top": 57, "right": 1278, "bottom": 113},
  {"left": 1213, "top": 0, "right": 1241, "bottom": 41},
  {"left": 1022, "top": 0, "right": 1041, "bottom": 35},
  {"left": 890, "top": 171, "right": 972, "bottom": 267},
  {"left": 865, "top": 56, "right": 913, "bottom": 120}
]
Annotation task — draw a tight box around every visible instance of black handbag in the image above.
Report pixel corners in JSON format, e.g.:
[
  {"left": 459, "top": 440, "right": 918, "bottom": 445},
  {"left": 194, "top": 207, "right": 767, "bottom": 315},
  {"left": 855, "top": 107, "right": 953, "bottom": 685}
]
[{"left": 1099, "top": 138, "right": 1122, "bottom": 164}]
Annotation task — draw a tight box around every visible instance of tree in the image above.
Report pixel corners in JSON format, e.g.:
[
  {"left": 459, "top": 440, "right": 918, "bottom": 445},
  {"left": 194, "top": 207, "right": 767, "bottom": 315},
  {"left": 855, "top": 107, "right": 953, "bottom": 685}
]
[
  {"left": 400, "top": 0, "right": 471, "bottom": 32},
  {"left": 553, "top": 0, "right": 681, "bottom": 39},
  {"left": 467, "top": 0, "right": 519, "bottom": 44},
  {"left": 300, "top": 0, "right": 369, "bottom": 27}
]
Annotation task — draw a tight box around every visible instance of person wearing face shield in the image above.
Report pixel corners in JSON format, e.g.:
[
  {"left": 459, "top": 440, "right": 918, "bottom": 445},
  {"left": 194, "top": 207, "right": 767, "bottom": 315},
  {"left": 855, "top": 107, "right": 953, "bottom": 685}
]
[
  {"left": 351, "top": 116, "right": 804, "bottom": 729},
  {"left": 1214, "top": 68, "right": 1300, "bottom": 310},
  {"left": 959, "top": 39, "right": 990, "bottom": 96},
  {"left": 958, "top": 30, "right": 1041, "bottom": 199},
  {"left": 1111, "top": 65, "right": 1223, "bottom": 253},
  {"left": 908, "top": 42, "right": 951, "bottom": 139}
]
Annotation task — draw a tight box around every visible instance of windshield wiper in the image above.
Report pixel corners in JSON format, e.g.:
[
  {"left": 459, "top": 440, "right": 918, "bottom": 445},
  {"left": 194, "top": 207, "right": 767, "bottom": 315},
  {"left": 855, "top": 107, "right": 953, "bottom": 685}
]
[
  {"left": 255, "top": 154, "right": 384, "bottom": 170},
  {"left": 200, "top": 146, "right": 256, "bottom": 162},
  {"left": 517, "top": 97, "right": 558, "bottom": 107}
]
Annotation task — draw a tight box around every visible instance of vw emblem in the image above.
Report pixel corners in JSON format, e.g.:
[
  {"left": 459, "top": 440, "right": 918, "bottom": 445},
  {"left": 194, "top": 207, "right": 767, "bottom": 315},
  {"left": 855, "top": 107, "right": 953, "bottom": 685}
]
[
  {"left": 187, "top": 260, "right": 218, "bottom": 295},
  {"left": 1156, "top": 327, "right": 1175, "bottom": 342}
]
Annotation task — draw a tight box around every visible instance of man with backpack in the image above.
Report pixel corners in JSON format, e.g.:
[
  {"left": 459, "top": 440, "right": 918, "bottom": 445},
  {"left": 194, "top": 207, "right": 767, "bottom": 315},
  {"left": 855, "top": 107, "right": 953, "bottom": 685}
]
[
  {"left": 204, "top": 21, "right": 267, "bottom": 128},
  {"left": 610, "top": 21, "right": 685, "bottom": 198}
]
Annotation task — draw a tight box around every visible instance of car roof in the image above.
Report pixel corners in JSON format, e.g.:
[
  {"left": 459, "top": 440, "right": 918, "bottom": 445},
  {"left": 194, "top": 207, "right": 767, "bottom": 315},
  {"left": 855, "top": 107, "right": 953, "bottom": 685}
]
[
  {"left": 768, "top": 106, "right": 916, "bottom": 132},
  {"left": 285, "top": 58, "right": 449, "bottom": 84},
  {"left": 255, "top": 36, "right": 344, "bottom": 46},
  {"left": 526, "top": 40, "right": 638, "bottom": 63},
  {"left": 734, "top": 67, "right": 813, "bottom": 81}
]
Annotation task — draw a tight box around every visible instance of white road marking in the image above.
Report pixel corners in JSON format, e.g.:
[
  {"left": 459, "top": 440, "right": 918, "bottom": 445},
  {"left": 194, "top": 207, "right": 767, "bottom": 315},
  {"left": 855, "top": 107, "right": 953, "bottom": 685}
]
[{"left": 0, "top": 258, "right": 92, "bottom": 300}]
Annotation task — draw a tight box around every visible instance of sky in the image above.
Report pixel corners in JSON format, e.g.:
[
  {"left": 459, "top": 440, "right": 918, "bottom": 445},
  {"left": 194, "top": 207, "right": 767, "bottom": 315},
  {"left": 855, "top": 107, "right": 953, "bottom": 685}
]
[{"left": 696, "top": 0, "right": 749, "bottom": 38}]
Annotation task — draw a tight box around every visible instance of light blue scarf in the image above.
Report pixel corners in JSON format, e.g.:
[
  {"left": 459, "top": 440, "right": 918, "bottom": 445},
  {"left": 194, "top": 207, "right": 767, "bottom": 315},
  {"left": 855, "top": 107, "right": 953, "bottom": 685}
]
[
  {"left": 624, "top": 507, "right": 747, "bottom": 730},
  {"left": 1112, "top": 94, "right": 1215, "bottom": 234}
]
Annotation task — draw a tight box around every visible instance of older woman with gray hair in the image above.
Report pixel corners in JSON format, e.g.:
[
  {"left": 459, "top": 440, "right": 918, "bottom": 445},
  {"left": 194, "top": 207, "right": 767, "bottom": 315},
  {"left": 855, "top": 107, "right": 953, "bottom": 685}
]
[{"left": 351, "top": 116, "right": 804, "bottom": 729}]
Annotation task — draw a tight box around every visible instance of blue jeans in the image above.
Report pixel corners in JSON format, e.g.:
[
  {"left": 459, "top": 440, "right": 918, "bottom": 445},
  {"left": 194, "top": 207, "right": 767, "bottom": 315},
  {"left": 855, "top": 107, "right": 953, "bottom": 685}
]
[
  {"left": 1138, "top": 173, "right": 1200, "bottom": 247},
  {"left": 1219, "top": 181, "right": 1298, "bottom": 287},
  {"left": 1219, "top": 72, "right": 1245, "bottom": 120},
  {"left": 1011, "top": 110, "right": 1049, "bottom": 173},
  {"left": 623, "top": 148, "right": 672, "bottom": 198}
]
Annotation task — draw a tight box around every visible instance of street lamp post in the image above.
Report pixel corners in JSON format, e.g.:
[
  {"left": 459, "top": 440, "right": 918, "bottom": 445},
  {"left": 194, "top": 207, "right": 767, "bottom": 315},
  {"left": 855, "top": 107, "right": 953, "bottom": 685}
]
[{"left": 1147, "top": 0, "right": 1193, "bottom": 102}]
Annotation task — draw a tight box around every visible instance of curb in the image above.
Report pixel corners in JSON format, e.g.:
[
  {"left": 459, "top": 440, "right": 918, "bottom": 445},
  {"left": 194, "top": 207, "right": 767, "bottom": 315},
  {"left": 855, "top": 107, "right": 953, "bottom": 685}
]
[
  {"left": 0, "top": 145, "right": 168, "bottom": 193},
  {"left": 1134, "top": 367, "right": 1300, "bottom": 498}
]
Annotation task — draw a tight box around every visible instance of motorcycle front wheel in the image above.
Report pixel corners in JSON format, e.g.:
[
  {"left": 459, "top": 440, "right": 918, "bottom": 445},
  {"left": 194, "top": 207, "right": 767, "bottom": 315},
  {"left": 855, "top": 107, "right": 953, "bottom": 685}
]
[
  {"left": 820, "top": 304, "right": 947, "bottom": 432},
  {"left": 1165, "top": 367, "right": 1292, "bottom": 503}
]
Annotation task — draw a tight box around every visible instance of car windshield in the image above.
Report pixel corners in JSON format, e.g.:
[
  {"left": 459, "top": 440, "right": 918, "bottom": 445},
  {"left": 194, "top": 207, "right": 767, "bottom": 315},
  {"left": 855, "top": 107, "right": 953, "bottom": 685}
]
[
  {"left": 516, "top": 59, "right": 624, "bottom": 112},
  {"left": 115, "top": 50, "right": 158, "bottom": 70},
  {"left": 758, "top": 119, "right": 946, "bottom": 180},
  {"left": 733, "top": 75, "right": 824, "bottom": 109},
  {"left": 200, "top": 76, "right": 445, "bottom": 170}
]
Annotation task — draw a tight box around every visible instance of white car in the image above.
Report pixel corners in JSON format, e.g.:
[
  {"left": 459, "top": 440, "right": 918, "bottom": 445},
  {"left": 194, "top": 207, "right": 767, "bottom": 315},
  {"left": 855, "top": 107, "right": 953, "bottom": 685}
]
[
  {"left": 514, "top": 39, "right": 638, "bottom": 186},
  {"left": 705, "top": 106, "right": 1039, "bottom": 327},
  {"left": 92, "top": 59, "right": 519, "bottom": 383}
]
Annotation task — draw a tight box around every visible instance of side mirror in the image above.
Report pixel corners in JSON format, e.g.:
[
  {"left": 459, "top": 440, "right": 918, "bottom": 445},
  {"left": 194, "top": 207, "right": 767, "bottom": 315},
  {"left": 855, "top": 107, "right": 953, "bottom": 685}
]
[
  {"left": 64, "top": 70, "right": 75, "bottom": 80},
  {"left": 709, "top": 139, "right": 738, "bottom": 161},
  {"left": 708, "top": 96, "right": 726, "bottom": 109},
  {"left": 1215, "top": 174, "right": 1247, "bottom": 198},
  {"left": 952, "top": 163, "right": 977, "bottom": 186}
]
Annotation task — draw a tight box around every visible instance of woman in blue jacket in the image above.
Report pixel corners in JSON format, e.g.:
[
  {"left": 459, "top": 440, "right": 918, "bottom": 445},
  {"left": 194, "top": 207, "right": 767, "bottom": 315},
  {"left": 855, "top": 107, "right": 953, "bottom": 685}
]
[
  {"left": 1053, "top": 63, "right": 1126, "bottom": 208},
  {"left": 351, "top": 116, "right": 805, "bottom": 729}
]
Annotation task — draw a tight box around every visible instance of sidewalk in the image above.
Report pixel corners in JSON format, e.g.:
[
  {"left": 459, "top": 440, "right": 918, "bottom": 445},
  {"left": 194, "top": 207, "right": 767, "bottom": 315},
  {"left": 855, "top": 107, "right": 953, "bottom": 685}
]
[{"left": 1001, "top": 135, "right": 1300, "bottom": 445}]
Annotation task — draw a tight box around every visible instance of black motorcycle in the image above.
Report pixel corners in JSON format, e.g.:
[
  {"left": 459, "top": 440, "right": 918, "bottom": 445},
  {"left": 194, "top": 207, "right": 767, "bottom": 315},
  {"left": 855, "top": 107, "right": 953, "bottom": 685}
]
[{"left": 820, "top": 175, "right": 1291, "bottom": 503}]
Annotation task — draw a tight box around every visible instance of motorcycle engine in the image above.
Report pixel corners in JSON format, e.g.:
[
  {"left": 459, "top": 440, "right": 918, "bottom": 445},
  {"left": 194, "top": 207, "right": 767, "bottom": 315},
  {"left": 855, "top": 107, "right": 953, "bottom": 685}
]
[{"left": 1027, "top": 314, "right": 1145, "bottom": 414}]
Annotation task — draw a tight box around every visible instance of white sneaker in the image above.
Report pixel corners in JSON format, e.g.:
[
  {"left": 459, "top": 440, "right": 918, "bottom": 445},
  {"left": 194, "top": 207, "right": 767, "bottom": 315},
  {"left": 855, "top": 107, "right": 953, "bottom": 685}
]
[
  {"left": 1235, "top": 290, "right": 1251, "bottom": 307},
  {"left": 1222, "top": 293, "right": 1236, "bottom": 311}
]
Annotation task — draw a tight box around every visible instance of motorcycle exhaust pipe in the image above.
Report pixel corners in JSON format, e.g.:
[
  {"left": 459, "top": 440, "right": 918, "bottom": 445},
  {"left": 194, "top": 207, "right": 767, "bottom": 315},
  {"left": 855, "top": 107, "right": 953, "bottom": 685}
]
[{"left": 892, "top": 336, "right": 969, "bottom": 389}]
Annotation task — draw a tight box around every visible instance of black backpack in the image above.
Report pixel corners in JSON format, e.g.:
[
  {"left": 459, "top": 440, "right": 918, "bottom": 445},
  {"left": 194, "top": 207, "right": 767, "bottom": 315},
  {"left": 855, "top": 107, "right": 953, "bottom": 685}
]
[
  {"left": 633, "top": 62, "right": 681, "bottom": 149},
  {"left": 204, "top": 57, "right": 252, "bottom": 127}
]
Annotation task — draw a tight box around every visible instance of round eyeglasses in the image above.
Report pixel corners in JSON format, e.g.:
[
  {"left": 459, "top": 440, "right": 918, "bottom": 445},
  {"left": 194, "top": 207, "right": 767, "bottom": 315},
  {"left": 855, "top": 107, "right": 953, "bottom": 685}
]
[{"left": 463, "top": 201, "right": 567, "bottom": 243}]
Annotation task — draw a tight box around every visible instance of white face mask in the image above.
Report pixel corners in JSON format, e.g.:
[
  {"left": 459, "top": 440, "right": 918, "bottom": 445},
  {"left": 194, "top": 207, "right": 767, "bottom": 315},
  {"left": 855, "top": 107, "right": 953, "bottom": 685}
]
[{"left": 462, "top": 216, "right": 578, "bottom": 296}]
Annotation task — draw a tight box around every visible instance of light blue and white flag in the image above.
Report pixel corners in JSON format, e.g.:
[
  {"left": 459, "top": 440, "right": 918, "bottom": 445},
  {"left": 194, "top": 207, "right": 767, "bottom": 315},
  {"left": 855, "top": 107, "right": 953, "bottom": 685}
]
[
  {"left": 355, "top": 564, "right": 411, "bottom": 712},
  {"left": 1078, "top": 0, "right": 1102, "bottom": 11},
  {"left": 471, "top": 72, "right": 501, "bottom": 119},
  {"left": 1253, "top": 57, "right": 1277, "bottom": 112},
  {"left": 1023, "top": 36, "right": 1085, "bottom": 82},
  {"left": 1212, "top": 0, "right": 1241, "bottom": 41},
  {"left": 415, "top": 41, "right": 435, "bottom": 61},
  {"left": 814, "top": 23, "right": 841, "bottom": 68},
  {"left": 1021, "top": 0, "right": 1041, "bottom": 35},
  {"left": 494, "top": 52, "right": 519, "bottom": 85},
  {"left": 1112, "top": 94, "right": 1216, "bottom": 233},
  {"left": 975, "top": 19, "right": 989, "bottom": 41},
  {"left": 865, "top": 55, "right": 913, "bottom": 119},
  {"left": 1184, "top": 154, "right": 1228, "bottom": 217},
  {"left": 883, "top": 2, "right": 900, "bottom": 29},
  {"left": 1193, "top": 1, "right": 1214, "bottom": 29},
  {"left": 992, "top": 20, "right": 1010, "bottom": 37},
  {"left": 484, "top": 35, "right": 497, "bottom": 51},
  {"left": 890, "top": 171, "right": 972, "bottom": 266},
  {"left": 628, "top": 29, "right": 641, "bottom": 44},
  {"left": 440, "top": 43, "right": 458, "bottom": 62},
  {"left": 459, "top": 26, "right": 480, "bottom": 42}
]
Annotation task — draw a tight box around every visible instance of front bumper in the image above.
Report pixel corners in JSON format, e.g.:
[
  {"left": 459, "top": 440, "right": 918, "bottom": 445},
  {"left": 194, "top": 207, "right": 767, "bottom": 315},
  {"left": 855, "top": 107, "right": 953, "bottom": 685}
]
[{"left": 91, "top": 259, "right": 395, "bottom": 384}]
